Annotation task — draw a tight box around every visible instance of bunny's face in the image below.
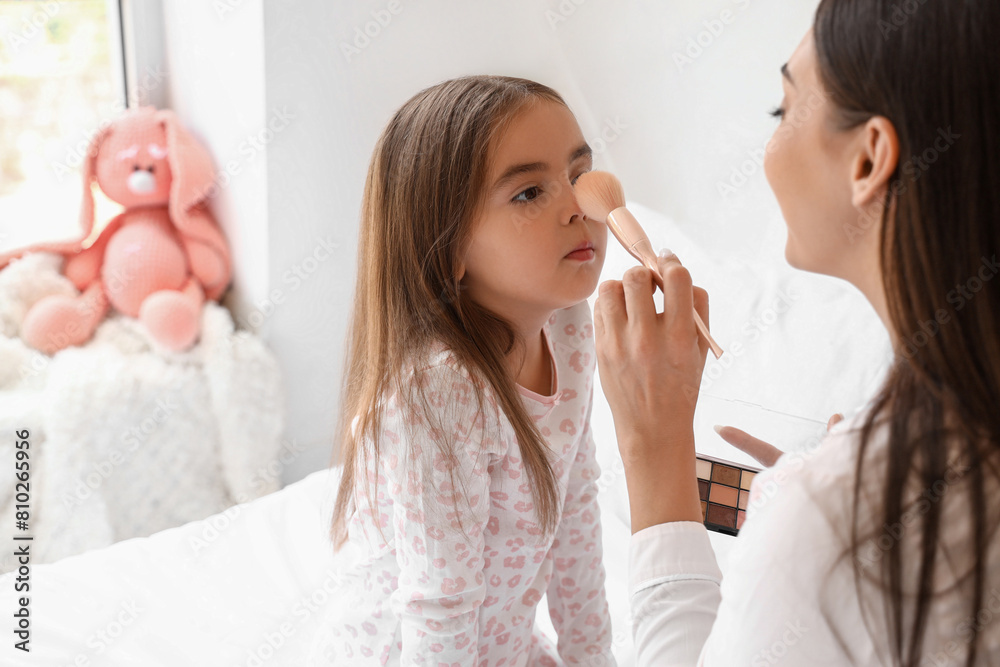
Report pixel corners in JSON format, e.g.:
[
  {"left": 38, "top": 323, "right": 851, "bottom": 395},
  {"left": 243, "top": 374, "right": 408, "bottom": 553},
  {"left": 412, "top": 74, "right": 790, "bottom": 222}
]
[{"left": 94, "top": 118, "right": 173, "bottom": 207}]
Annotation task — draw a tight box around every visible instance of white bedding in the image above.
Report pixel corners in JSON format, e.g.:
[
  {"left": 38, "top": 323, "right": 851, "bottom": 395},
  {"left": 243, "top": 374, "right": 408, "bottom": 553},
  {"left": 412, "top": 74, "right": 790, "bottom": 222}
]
[
  {"left": 0, "top": 464, "right": 637, "bottom": 666},
  {"left": 0, "top": 202, "right": 893, "bottom": 666}
]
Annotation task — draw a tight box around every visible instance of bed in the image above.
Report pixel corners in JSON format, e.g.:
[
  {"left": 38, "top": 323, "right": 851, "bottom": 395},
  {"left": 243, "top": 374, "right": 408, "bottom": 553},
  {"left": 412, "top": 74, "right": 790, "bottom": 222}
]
[{"left": 0, "top": 202, "right": 893, "bottom": 666}]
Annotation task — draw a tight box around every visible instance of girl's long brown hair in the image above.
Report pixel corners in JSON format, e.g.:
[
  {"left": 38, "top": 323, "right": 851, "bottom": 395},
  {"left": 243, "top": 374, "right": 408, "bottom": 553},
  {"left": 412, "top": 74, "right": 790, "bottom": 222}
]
[
  {"left": 814, "top": 0, "right": 1000, "bottom": 663},
  {"left": 328, "top": 76, "right": 565, "bottom": 551}
]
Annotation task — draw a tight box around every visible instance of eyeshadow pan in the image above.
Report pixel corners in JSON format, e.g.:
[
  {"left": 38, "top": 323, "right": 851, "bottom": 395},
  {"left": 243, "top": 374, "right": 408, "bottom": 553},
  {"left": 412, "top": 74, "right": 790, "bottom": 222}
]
[
  {"left": 709, "top": 484, "right": 738, "bottom": 507},
  {"left": 698, "top": 479, "right": 710, "bottom": 501},
  {"left": 739, "top": 489, "right": 749, "bottom": 510},
  {"left": 696, "top": 458, "right": 712, "bottom": 481},
  {"left": 706, "top": 503, "right": 737, "bottom": 530},
  {"left": 737, "top": 510, "right": 746, "bottom": 530},
  {"left": 711, "top": 464, "right": 740, "bottom": 487},
  {"left": 740, "top": 470, "right": 756, "bottom": 490}
]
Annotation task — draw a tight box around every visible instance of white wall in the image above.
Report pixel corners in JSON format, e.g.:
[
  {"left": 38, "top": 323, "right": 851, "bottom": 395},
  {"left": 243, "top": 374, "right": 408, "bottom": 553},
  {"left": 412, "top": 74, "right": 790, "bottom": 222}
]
[
  {"left": 157, "top": 0, "right": 890, "bottom": 489},
  {"left": 258, "top": 0, "right": 831, "bottom": 485},
  {"left": 160, "top": 0, "right": 270, "bottom": 340}
]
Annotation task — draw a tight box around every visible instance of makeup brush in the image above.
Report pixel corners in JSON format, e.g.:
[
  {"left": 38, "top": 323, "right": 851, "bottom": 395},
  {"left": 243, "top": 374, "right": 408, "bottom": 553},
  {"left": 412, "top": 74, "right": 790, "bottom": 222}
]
[{"left": 576, "top": 170, "right": 724, "bottom": 360}]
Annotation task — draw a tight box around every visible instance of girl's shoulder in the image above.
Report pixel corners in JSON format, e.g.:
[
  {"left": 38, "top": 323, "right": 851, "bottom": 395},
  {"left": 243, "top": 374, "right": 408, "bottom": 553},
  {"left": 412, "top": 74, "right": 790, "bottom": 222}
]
[
  {"left": 407, "top": 340, "right": 480, "bottom": 388},
  {"left": 396, "top": 341, "right": 499, "bottom": 416}
]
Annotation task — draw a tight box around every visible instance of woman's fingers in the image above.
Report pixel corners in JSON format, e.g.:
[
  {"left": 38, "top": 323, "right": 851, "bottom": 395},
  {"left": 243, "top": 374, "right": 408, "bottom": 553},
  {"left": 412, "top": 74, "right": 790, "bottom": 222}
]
[
  {"left": 657, "top": 253, "right": 695, "bottom": 339},
  {"left": 621, "top": 266, "right": 657, "bottom": 332},
  {"left": 594, "top": 281, "right": 625, "bottom": 355},
  {"left": 714, "top": 413, "right": 846, "bottom": 469},
  {"left": 714, "top": 425, "right": 785, "bottom": 468}
]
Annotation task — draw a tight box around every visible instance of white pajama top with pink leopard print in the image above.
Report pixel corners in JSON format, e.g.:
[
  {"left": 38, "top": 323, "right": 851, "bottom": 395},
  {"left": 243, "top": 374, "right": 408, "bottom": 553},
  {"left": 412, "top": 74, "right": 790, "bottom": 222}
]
[{"left": 317, "top": 300, "right": 616, "bottom": 666}]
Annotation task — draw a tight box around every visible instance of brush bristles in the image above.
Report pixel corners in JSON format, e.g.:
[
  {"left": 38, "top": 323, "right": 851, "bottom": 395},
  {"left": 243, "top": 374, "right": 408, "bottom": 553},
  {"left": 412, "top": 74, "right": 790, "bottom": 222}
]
[{"left": 575, "top": 170, "right": 626, "bottom": 221}]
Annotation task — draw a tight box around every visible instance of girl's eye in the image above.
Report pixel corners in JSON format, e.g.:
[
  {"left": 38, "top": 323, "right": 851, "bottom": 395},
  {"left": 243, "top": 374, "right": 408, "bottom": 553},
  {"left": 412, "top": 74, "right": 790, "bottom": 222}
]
[
  {"left": 571, "top": 170, "right": 589, "bottom": 186},
  {"left": 512, "top": 186, "right": 541, "bottom": 204},
  {"left": 769, "top": 106, "right": 786, "bottom": 120}
]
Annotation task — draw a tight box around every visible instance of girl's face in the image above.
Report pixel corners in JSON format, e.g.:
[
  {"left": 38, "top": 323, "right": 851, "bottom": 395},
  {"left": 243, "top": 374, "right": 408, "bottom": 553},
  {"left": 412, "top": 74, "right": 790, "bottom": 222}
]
[{"left": 458, "top": 100, "right": 607, "bottom": 327}]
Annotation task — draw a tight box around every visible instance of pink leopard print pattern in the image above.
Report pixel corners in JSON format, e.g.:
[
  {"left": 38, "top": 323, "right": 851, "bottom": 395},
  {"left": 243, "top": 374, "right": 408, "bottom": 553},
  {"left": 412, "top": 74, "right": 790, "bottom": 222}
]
[{"left": 316, "top": 300, "right": 615, "bottom": 666}]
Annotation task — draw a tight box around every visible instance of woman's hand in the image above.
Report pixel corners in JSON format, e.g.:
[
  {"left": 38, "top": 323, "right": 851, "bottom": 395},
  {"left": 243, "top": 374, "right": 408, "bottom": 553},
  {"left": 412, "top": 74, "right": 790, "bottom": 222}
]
[
  {"left": 593, "top": 250, "right": 711, "bottom": 533},
  {"left": 715, "top": 413, "right": 844, "bottom": 467}
]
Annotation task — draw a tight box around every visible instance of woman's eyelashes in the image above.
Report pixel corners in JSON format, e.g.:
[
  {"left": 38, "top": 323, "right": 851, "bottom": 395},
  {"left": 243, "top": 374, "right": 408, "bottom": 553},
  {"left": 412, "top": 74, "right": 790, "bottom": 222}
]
[
  {"left": 511, "top": 172, "right": 589, "bottom": 206},
  {"left": 769, "top": 105, "right": 786, "bottom": 120}
]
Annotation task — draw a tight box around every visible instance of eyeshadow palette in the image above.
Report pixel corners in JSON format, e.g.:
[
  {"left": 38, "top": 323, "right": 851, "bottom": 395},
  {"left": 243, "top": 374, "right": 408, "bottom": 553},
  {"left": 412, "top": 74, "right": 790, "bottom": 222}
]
[{"left": 696, "top": 454, "right": 761, "bottom": 536}]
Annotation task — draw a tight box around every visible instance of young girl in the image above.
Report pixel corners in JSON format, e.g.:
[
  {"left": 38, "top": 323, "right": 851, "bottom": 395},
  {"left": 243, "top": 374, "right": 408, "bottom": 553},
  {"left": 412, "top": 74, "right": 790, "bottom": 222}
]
[{"left": 314, "top": 75, "right": 616, "bottom": 666}]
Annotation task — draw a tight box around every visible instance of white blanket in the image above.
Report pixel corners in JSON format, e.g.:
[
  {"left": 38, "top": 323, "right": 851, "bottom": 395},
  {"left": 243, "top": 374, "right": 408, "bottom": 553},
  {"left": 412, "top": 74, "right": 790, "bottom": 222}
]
[{"left": 0, "top": 252, "right": 287, "bottom": 574}]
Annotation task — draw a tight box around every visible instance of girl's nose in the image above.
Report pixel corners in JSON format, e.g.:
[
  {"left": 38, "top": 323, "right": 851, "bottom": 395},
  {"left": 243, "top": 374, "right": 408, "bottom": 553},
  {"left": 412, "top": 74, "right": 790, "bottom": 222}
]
[{"left": 565, "top": 179, "right": 586, "bottom": 224}]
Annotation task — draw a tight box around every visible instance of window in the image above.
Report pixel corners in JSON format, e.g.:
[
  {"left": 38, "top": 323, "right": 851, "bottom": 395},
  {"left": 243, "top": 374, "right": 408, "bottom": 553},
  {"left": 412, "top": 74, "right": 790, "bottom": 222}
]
[{"left": 0, "top": 0, "right": 126, "bottom": 254}]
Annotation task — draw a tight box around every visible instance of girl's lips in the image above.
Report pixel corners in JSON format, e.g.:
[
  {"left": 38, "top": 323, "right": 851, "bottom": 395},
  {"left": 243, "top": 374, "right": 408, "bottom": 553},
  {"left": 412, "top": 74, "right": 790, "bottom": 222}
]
[{"left": 565, "top": 248, "right": 595, "bottom": 261}]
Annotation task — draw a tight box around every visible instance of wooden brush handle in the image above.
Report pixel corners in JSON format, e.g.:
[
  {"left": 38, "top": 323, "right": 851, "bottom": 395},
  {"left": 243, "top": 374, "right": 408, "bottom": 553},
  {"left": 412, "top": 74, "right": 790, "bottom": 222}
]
[{"left": 644, "top": 260, "right": 725, "bottom": 360}]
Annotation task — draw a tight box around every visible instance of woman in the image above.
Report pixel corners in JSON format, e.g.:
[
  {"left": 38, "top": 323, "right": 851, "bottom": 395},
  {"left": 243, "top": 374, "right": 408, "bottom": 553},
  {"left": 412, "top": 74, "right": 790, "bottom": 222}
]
[{"left": 594, "top": 0, "right": 999, "bottom": 665}]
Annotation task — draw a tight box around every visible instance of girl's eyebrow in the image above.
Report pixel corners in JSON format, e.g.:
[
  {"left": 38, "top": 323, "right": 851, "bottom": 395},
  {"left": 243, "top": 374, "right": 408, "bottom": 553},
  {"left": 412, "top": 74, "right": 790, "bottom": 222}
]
[{"left": 491, "top": 143, "right": 592, "bottom": 194}]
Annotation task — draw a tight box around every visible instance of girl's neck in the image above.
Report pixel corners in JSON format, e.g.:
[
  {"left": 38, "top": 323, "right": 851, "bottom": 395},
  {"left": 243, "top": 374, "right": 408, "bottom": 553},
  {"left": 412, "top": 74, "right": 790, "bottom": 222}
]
[{"left": 504, "top": 314, "right": 554, "bottom": 396}]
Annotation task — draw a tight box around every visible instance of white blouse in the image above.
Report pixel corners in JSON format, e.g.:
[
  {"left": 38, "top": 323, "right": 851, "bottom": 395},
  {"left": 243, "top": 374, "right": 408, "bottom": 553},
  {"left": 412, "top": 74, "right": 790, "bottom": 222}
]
[{"left": 629, "top": 396, "right": 1000, "bottom": 665}]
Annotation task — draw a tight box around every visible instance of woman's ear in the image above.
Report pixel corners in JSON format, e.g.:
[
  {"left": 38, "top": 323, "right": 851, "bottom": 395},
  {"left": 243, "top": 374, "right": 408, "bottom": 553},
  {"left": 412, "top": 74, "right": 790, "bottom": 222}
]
[{"left": 850, "top": 115, "right": 899, "bottom": 209}]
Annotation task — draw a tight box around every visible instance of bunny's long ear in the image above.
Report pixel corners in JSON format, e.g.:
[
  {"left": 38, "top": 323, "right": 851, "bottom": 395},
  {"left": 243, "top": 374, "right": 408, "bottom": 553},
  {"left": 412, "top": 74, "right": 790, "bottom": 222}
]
[
  {"left": 79, "top": 122, "right": 114, "bottom": 239},
  {"left": 155, "top": 108, "right": 216, "bottom": 233}
]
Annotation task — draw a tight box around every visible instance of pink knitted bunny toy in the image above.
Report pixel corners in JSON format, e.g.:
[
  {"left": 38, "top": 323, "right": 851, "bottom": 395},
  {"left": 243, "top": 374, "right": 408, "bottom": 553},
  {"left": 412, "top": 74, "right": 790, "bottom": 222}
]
[{"left": 0, "top": 106, "right": 231, "bottom": 354}]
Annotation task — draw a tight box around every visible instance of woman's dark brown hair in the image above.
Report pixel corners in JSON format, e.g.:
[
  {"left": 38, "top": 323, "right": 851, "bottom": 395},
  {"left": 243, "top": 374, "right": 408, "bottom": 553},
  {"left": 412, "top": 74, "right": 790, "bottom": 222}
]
[
  {"left": 814, "top": 0, "right": 999, "bottom": 664},
  {"left": 327, "top": 76, "right": 567, "bottom": 552}
]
